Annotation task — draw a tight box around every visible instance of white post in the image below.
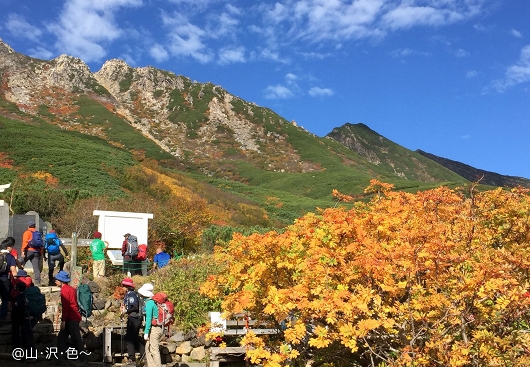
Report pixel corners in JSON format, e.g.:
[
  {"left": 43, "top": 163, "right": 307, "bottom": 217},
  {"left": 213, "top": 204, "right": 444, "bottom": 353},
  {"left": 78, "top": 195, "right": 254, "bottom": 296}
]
[{"left": 0, "top": 183, "right": 11, "bottom": 206}]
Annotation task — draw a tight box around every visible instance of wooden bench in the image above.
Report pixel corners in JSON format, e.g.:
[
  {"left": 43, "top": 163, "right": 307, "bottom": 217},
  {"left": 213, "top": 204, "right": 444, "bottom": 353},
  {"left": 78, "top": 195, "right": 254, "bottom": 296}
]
[{"left": 208, "top": 312, "right": 279, "bottom": 367}]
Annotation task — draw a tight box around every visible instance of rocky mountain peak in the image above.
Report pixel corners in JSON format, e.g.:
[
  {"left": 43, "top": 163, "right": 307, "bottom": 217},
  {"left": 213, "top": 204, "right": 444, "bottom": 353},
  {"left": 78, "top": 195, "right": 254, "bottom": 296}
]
[
  {"left": 96, "top": 59, "right": 131, "bottom": 79},
  {"left": 0, "top": 38, "right": 15, "bottom": 54}
]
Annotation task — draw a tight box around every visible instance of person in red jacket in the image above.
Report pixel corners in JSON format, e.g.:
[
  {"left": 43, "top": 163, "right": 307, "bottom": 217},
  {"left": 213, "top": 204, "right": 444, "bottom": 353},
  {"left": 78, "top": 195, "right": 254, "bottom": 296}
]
[{"left": 54, "top": 271, "right": 86, "bottom": 363}]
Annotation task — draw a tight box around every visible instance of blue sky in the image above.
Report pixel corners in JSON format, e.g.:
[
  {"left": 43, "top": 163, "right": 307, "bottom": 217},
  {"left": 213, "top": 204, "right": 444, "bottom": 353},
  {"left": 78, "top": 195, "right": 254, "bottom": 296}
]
[{"left": 1, "top": 0, "right": 529, "bottom": 179}]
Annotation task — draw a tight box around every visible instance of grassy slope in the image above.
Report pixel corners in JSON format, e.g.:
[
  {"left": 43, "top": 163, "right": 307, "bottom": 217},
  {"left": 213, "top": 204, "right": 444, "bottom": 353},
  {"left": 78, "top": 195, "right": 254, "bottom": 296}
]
[{"left": 0, "top": 115, "right": 134, "bottom": 196}]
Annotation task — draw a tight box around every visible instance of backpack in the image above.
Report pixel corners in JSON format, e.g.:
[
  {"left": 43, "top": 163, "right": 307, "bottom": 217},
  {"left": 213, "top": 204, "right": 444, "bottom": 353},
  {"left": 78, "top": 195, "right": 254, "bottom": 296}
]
[
  {"left": 151, "top": 292, "right": 174, "bottom": 329},
  {"left": 0, "top": 253, "right": 7, "bottom": 274},
  {"left": 25, "top": 286, "right": 47, "bottom": 319},
  {"left": 125, "top": 235, "right": 139, "bottom": 257},
  {"left": 77, "top": 283, "right": 93, "bottom": 320},
  {"left": 45, "top": 233, "right": 60, "bottom": 255},
  {"left": 29, "top": 231, "right": 43, "bottom": 249},
  {"left": 124, "top": 290, "right": 140, "bottom": 314},
  {"left": 136, "top": 244, "right": 148, "bottom": 261}
]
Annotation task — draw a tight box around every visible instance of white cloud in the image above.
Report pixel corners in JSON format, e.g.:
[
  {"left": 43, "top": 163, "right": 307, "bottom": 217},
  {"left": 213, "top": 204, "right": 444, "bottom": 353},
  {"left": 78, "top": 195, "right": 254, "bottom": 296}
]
[
  {"left": 390, "top": 47, "right": 429, "bottom": 57},
  {"left": 466, "top": 70, "right": 478, "bottom": 78},
  {"left": 149, "top": 44, "right": 169, "bottom": 63},
  {"left": 285, "top": 73, "right": 298, "bottom": 83},
  {"left": 298, "top": 51, "right": 333, "bottom": 59},
  {"left": 27, "top": 46, "right": 53, "bottom": 60},
  {"left": 455, "top": 48, "right": 469, "bottom": 58},
  {"left": 207, "top": 12, "right": 239, "bottom": 39},
  {"left": 225, "top": 4, "right": 241, "bottom": 15},
  {"left": 218, "top": 46, "right": 246, "bottom": 65},
  {"left": 162, "top": 12, "right": 213, "bottom": 63},
  {"left": 252, "top": 0, "right": 491, "bottom": 52},
  {"left": 491, "top": 45, "right": 530, "bottom": 92},
  {"left": 511, "top": 29, "right": 522, "bottom": 38},
  {"left": 259, "top": 48, "right": 290, "bottom": 63},
  {"left": 308, "top": 87, "right": 334, "bottom": 97},
  {"left": 473, "top": 23, "right": 486, "bottom": 32},
  {"left": 47, "top": 0, "right": 142, "bottom": 62},
  {"left": 285, "top": 0, "right": 386, "bottom": 42},
  {"left": 264, "top": 85, "right": 294, "bottom": 99},
  {"left": 5, "top": 14, "right": 42, "bottom": 42},
  {"left": 381, "top": 5, "right": 464, "bottom": 30}
]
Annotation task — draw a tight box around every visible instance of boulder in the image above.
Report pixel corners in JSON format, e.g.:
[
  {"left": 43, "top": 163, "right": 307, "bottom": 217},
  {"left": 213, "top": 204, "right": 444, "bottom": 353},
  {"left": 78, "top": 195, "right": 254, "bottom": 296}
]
[
  {"left": 164, "top": 341, "right": 177, "bottom": 353},
  {"left": 175, "top": 341, "right": 192, "bottom": 355},
  {"left": 184, "top": 330, "right": 197, "bottom": 340},
  {"left": 190, "top": 346, "right": 206, "bottom": 361},
  {"left": 170, "top": 331, "right": 185, "bottom": 342}
]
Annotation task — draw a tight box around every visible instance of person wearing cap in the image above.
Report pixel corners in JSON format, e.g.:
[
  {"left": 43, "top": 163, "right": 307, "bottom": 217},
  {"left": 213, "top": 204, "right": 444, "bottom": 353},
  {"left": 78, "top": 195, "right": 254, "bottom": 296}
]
[
  {"left": 0, "top": 242, "right": 17, "bottom": 320},
  {"left": 121, "top": 278, "right": 143, "bottom": 365},
  {"left": 89, "top": 231, "right": 108, "bottom": 279},
  {"left": 2, "top": 237, "right": 23, "bottom": 270},
  {"left": 45, "top": 230, "right": 69, "bottom": 286},
  {"left": 54, "top": 271, "right": 86, "bottom": 362},
  {"left": 21, "top": 220, "right": 42, "bottom": 286},
  {"left": 138, "top": 283, "right": 162, "bottom": 367}
]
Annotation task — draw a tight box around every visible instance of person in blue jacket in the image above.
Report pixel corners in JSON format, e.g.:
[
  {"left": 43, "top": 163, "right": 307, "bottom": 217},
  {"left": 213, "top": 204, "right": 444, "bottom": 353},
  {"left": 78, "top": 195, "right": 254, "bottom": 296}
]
[{"left": 152, "top": 246, "right": 170, "bottom": 272}]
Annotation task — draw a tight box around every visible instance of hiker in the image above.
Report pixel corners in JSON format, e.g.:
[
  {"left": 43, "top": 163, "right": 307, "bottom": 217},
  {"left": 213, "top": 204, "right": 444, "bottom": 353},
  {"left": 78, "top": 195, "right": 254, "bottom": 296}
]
[
  {"left": 139, "top": 283, "right": 162, "bottom": 367},
  {"left": 0, "top": 243, "right": 17, "bottom": 320},
  {"left": 120, "top": 278, "right": 142, "bottom": 365},
  {"left": 11, "top": 281, "right": 36, "bottom": 357},
  {"left": 55, "top": 271, "right": 86, "bottom": 362},
  {"left": 122, "top": 233, "right": 140, "bottom": 276},
  {"left": 2, "top": 237, "right": 24, "bottom": 270},
  {"left": 45, "top": 230, "right": 69, "bottom": 286},
  {"left": 152, "top": 245, "right": 170, "bottom": 272},
  {"left": 21, "top": 220, "right": 43, "bottom": 286},
  {"left": 12, "top": 269, "right": 45, "bottom": 328},
  {"left": 89, "top": 231, "right": 107, "bottom": 278}
]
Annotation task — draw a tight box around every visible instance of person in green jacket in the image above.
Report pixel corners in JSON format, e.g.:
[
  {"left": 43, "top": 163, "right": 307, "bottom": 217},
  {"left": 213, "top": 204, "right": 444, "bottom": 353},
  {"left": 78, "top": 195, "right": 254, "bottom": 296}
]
[
  {"left": 138, "top": 283, "right": 161, "bottom": 367},
  {"left": 89, "top": 231, "right": 107, "bottom": 278}
]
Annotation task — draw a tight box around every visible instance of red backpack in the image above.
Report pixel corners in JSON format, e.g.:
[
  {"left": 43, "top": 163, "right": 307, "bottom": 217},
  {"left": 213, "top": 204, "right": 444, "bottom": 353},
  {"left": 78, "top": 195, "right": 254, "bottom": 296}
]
[
  {"left": 136, "top": 244, "right": 148, "bottom": 261},
  {"left": 151, "top": 292, "right": 174, "bottom": 329}
]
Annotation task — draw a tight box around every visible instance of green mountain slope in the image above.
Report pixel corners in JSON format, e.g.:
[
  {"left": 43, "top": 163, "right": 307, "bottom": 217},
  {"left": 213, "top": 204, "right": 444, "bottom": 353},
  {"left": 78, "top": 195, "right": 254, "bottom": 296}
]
[{"left": 327, "top": 123, "right": 466, "bottom": 183}]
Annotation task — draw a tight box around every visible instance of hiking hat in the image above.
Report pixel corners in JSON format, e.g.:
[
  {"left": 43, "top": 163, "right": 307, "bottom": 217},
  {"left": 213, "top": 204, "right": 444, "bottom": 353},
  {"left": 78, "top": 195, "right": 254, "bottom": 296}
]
[
  {"left": 93, "top": 231, "right": 102, "bottom": 239},
  {"left": 138, "top": 283, "right": 154, "bottom": 298},
  {"left": 55, "top": 270, "right": 71, "bottom": 283},
  {"left": 121, "top": 277, "right": 135, "bottom": 287},
  {"left": 15, "top": 269, "right": 28, "bottom": 277},
  {"left": 28, "top": 220, "right": 36, "bottom": 227}
]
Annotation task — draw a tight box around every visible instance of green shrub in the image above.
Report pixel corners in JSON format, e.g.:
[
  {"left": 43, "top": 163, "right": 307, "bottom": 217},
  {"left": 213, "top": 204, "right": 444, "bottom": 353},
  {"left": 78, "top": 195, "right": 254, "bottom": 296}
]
[{"left": 147, "top": 254, "right": 222, "bottom": 331}]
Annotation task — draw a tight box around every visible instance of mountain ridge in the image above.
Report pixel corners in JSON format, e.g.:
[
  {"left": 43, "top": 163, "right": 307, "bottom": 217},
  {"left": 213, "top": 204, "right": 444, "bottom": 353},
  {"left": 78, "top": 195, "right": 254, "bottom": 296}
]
[{"left": 0, "top": 37, "right": 526, "bottom": 217}]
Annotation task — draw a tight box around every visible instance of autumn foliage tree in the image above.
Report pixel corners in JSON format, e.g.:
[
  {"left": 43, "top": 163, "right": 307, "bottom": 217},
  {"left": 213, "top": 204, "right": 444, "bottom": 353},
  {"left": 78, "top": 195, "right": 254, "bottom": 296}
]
[{"left": 201, "top": 180, "right": 530, "bottom": 366}]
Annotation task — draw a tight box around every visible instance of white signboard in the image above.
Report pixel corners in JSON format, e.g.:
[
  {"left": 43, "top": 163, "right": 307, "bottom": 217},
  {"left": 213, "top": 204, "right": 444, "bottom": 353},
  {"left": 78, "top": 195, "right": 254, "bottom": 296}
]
[{"left": 93, "top": 210, "right": 153, "bottom": 265}]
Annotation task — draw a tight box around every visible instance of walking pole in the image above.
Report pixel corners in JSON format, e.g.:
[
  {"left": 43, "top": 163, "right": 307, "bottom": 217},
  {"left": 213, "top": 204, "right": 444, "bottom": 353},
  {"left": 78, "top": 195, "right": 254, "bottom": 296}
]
[{"left": 120, "top": 314, "right": 124, "bottom": 360}]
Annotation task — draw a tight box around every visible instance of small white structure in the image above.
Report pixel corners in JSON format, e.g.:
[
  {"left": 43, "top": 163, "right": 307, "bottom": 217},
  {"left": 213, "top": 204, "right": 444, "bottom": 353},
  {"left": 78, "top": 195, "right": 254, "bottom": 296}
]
[
  {"left": 93, "top": 210, "right": 153, "bottom": 265},
  {"left": 0, "top": 183, "right": 10, "bottom": 207}
]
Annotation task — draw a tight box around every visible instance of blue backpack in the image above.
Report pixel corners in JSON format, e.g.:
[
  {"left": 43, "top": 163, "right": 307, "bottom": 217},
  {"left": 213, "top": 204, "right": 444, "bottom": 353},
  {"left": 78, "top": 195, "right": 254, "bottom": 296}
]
[
  {"left": 45, "top": 233, "right": 60, "bottom": 255},
  {"left": 29, "top": 231, "right": 43, "bottom": 249}
]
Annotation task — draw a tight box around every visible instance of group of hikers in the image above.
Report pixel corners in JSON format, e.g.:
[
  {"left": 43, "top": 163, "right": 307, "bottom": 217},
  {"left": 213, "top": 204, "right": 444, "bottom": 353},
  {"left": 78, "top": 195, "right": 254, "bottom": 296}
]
[
  {"left": 90, "top": 232, "right": 171, "bottom": 278},
  {"left": 0, "top": 221, "right": 175, "bottom": 366}
]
